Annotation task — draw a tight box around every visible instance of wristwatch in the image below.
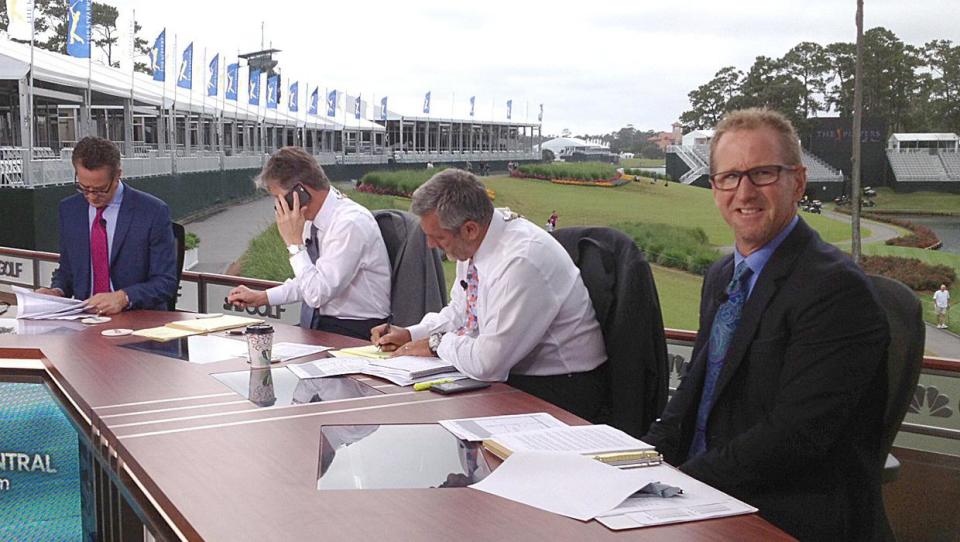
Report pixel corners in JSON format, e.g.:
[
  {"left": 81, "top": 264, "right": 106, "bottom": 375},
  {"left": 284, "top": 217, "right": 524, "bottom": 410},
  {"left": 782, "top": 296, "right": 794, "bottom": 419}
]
[
  {"left": 428, "top": 332, "right": 445, "bottom": 356},
  {"left": 287, "top": 243, "right": 305, "bottom": 256}
]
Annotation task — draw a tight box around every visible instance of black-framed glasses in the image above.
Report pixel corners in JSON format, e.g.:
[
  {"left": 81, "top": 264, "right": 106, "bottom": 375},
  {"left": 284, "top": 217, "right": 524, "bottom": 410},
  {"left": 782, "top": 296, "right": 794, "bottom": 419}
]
[
  {"left": 709, "top": 165, "right": 802, "bottom": 191},
  {"left": 74, "top": 175, "right": 117, "bottom": 195}
]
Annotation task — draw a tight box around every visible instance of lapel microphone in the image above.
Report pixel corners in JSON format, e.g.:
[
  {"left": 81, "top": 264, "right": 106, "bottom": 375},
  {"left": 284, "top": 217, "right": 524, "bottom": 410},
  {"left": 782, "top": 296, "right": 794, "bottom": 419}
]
[
  {"left": 99, "top": 218, "right": 107, "bottom": 227},
  {"left": 460, "top": 280, "right": 468, "bottom": 290}
]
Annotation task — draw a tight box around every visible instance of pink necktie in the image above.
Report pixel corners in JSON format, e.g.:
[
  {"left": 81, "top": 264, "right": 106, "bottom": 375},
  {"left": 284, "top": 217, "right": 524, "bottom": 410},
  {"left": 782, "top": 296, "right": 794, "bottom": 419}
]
[
  {"left": 456, "top": 261, "right": 479, "bottom": 336},
  {"left": 91, "top": 207, "right": 110, "bottom": 294}
]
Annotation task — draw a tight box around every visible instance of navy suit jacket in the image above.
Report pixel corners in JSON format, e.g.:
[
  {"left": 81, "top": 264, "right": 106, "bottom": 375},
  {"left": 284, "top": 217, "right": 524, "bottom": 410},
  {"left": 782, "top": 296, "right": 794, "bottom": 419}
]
[
  {"left": 643, "top": 218, "right": 890, "bottom": 541},
  {"left": 51, "top": 185, "right": 177, "bottom": 311}
]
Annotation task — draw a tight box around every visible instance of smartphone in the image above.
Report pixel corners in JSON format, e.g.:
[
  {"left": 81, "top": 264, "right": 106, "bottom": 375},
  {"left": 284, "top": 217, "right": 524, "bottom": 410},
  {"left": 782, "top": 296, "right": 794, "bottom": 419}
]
[
  {"left": 429, "top": 379, "right": 491, "bottom": 395},
  {"left": 283, "top": 183, "right": 312, "bottom": 210}
]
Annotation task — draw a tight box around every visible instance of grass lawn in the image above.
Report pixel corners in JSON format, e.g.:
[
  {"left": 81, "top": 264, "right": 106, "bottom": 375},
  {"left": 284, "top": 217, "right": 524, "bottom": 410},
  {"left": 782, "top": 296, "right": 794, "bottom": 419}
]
[
  {"left": 861, "top": 244, "right": 960, "bottom": 333},
  {"left": 483, "top": 176, "right": 858, "bottom": 246},
  {"left": 871, "top": 187, "right": 960, "bottom": 215},
  {"left": 620, "top": 158, "right": 665, "bottom": 168}
]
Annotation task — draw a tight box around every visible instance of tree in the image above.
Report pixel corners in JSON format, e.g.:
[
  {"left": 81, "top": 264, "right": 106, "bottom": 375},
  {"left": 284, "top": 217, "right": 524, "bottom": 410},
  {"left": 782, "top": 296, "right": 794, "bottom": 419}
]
[
  {"left": 919, "top": 40, "right": 960, "bottom": 131},
  {"left": 782, "top": 42, "right": 830, "bottom": 119},
  {"left": 91, "top": 2, "right": 119, "bottom": 68},
  {"left": 133, "top": 19, "right": 152, "bottom": 75},
  {"left": 824, "top": 42, "right": 856, "bottom": 116},
  {"left": 738, "top": 55, "right": 807, "bottom": 128},
  {"left": 860, "top": 27, "right": 922, "bottom": 132},
  {"left": 679, "top": 66, "right": 743, "bottom": 130}
]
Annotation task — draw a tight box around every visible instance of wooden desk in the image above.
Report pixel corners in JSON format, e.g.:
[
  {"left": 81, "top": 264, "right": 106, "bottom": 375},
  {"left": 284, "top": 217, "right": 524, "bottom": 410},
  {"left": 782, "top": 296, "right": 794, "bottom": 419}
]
[{"left": 0, "top": 311, "right": 793, "bottom": 541}]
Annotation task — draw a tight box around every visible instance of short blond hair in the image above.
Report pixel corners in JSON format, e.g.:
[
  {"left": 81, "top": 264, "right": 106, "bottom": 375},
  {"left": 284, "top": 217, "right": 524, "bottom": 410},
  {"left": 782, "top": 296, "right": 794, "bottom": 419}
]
[{"left": 709, "top": 108, "right": 802, "bottom": 171}]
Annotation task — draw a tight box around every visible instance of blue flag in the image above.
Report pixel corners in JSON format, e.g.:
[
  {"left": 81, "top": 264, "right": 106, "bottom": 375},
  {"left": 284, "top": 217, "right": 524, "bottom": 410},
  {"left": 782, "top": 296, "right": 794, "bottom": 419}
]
[
  {"left": 266, "top": 75, "right": 279, "bottom": 109},
  {"left": 380, "top": 96, "right": 388, "bottom": 121},
  {"left": 225, "top": 63, "right": 239, "bottom": 101},
  {"left": 309, "top": 87, "right": 319, "bottom": 115},
  {"left": 248, "top": 69, "right": 261, "bottom": 106},
  {"left": 469, "top": 96, "right": 475, "bottom": 117},
  {"left": 177, "top": 42, "right": 193, "bottom": 90},
  {"left": 151, "top": 29, "right": 166, "bottom": 82},
  {"left": 423, "top": 91, "right": 431, "bottom": 114},
  {"left": 354, "top": 95, "right": 362, "bottom": 120},
  {"left": 66, "top": 0, "right": 91, "bottom": 59},
  {"left": 288, "top": 82, "right": 299, "bottom": 112},
  {"left": 326, "top": 89, "right": 337, "bottom": 117},
  {"left": 538, "top": 103, "right": 543, "bottom": 122},
  {"left": 506, "top": 99, "right": 512, "bottom": 120},
  {"left": 207, "top": 54, "right": 219, "bottom": 97}
]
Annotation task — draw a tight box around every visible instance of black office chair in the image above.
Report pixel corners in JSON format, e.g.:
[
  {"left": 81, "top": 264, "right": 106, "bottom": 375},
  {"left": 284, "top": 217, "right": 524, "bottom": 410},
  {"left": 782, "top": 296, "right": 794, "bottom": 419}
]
[
  {"left": 170, "top": 222, "right": 186, "bottom": 311},
  {"left": 550, "top": 227, "right": 670, "bottom": 438},
  {"left": 373, "top": 210, "right": 447, "bottom": 327},
  {"left": 868, "top": 274, "right": 925, "bottom": 483}
]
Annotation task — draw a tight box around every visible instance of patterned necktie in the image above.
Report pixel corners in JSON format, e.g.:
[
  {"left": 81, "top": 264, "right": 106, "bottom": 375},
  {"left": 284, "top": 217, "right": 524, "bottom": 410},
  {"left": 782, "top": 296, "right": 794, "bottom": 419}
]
[
  {"left": 299, "top": 225, "right": 321, "bottom": 329},
  {"left": 91, "top": 207, "right": 110, "bottom": 295},
  {"left": 689, "top": 261, "right": 753, "bottom": 458},
  {"left": 456, "top": 261, "right": 479, "bottom": 336}
]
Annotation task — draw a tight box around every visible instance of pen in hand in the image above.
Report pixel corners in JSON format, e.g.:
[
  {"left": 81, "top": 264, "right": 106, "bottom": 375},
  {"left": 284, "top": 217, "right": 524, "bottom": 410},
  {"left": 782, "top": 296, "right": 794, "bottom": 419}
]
[{"left": 377, "top": 313, "right": 393, "bottom": 352}]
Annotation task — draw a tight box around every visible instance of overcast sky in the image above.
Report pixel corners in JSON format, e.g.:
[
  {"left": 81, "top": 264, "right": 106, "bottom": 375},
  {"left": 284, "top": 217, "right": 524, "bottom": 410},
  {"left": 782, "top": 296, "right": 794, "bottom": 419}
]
[{"left": 118, "top": 0, "right": 958, "bottom": 135}]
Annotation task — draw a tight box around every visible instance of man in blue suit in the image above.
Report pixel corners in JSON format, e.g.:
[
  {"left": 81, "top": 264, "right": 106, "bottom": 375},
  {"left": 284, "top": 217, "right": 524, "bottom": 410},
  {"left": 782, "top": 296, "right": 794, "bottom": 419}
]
[{"left": 36, "top": 136, "right": 177, "bottom": 314}]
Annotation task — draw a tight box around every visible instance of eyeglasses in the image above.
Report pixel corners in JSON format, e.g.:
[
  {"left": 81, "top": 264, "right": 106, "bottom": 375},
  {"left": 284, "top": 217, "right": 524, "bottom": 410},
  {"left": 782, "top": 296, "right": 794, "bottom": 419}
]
[
  {"left": 74, "top": 175, "right": 117, "bottom": 195},
  {"left": 709, "top": 165, "right": 802, "bottom": 191}
]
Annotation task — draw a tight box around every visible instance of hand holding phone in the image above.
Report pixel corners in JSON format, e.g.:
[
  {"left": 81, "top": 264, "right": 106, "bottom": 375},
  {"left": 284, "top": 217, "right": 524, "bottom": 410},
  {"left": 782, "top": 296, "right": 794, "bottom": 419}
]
[{"left": 284, "top": 183, "right": 312, "bottom": 211}]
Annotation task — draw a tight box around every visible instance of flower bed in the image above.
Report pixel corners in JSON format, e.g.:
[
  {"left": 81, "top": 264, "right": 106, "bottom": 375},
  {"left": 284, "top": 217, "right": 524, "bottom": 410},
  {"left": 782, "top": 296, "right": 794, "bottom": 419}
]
[
  {"left": 835, "top": 208, "right": 941, "bottom": 249},
  {"left": 515, "top": 162, "right": 619, "bottom": 182},
  {"left": 358, "top": 168, "right": 446, "bottom": 198},
  {"left": 860, "top": 255, "right": 955, "bottom": 291},
  {"left": 550, "top": 178, "right": 629, "bottom": 187}
]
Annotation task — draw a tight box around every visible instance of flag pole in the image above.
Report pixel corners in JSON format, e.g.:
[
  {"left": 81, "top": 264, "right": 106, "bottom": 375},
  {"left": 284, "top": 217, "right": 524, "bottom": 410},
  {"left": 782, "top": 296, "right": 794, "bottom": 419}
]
[
  {"left": 201, "top": 47, "right": 206, "bottom": 152},
  {"left": 27, "top": 0, "right": 35, "bottom": 182}
]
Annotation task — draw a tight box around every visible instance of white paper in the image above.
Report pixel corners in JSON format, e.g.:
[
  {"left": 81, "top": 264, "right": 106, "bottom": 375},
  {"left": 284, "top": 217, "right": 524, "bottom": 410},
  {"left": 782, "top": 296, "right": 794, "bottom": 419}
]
[
  {"left": 470, "top": 451, "right": 648, "bottom": 521},
  {"left": 595, "top": 464, "right": 757, "bottom": 530},
  {"left": 440, "top": 413, "right": 568, "bottom": 441},
  {"left": 287, "top": 357, "right": 369, "bottom": 379},
  {"left": 270, "top": 342, "right": 331, "bottom": 362},
  {"left": 13, "top": 286, "right": 89, "bottom": 320},
  {"left": 490, "top": 424, "right": 654, "bottom": 455},
  {"left": 368, "top": 355, "right": 454, "bottom": 379}
]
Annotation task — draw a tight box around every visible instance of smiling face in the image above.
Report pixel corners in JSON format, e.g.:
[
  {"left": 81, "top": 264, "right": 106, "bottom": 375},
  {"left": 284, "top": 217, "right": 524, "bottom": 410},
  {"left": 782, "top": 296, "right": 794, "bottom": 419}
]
[{"left": 711, "top": 127, "right": 806, "bottom": 256}]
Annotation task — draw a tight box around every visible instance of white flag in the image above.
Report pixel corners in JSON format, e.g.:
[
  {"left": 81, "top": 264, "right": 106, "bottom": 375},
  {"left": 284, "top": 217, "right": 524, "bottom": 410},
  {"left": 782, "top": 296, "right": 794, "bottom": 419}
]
[{"left": 5, "top": 0, "right": 34, "bottom": 41}]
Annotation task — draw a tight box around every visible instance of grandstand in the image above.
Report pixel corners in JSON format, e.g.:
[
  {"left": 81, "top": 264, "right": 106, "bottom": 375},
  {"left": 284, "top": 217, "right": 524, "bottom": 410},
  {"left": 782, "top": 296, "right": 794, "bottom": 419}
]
[
  {"left": 666, "top": 137, "right": 845, "bottom": 197},
  {"left": 886, "top": 133, "right": 960, "bottom": 192}
]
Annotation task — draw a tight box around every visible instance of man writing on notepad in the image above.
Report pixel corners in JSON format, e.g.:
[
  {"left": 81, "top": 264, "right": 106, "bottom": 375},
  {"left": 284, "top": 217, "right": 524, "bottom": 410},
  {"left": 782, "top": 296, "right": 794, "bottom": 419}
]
[
  {"left": 371, "top": 169, "right": 608, "bottom": 420},
  {"left": 227, "top": 147, "right": 391, "bottom": 340},
  {"left": 642, "top": 109, "right": 890, "bottom": 540}
]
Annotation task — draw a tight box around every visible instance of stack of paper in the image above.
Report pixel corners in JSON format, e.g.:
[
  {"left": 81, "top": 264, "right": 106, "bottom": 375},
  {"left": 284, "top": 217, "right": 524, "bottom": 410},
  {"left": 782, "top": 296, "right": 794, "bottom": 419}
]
[
  {"left": 287, "top": 356, "right": 466, "bottom": 387},
  {"left": 368, "top": 356, "right": 455, "bottom": 379},
  {"left": 330, "top": 345, "right": 393, "bottom": 360},
  {"left": 470, "top": 453, "right": 757, "bottom": 527},
  {"left": 13, "top": 286, "right": 89, "bottom": 320},
  {"left": 439, "top": 413, "right": 568, "bottom": 441}
]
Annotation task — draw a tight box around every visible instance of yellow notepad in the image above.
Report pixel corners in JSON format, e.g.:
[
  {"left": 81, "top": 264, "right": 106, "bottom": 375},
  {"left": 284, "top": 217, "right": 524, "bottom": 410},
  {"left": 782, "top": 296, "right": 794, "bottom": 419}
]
[
  {"left": 132, "top": 326, "right": 198, "bottom": 342},
  {"left": 166, "top": 315, "right": 262, "bottom": 334},
  {"left": 132, "top": 315, "right": 263, "bottom": 342},
  {"left": 482, "top": 425, "right": 662, "bottom": 468},
  {"left": 332, "top": 345, "right": 393, "bottom": 360}
]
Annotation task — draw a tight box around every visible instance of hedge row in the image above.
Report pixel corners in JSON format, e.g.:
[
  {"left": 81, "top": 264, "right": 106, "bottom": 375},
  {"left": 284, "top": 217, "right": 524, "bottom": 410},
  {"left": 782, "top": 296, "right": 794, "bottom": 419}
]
[
  {"left": 516, "top": 162, "right": 619, "bottom": 181},
  {"left": 615, "top": 222, "right": 721, "bottom": 275},
  {"left": 358, "top": 168, "right": 446, "bottom": 197},
  {"left": 860, "top": 255, "right": 956, "bottom": 291},
  {"left": 835, "top": 208, "right": 941, "bottom": 249}
]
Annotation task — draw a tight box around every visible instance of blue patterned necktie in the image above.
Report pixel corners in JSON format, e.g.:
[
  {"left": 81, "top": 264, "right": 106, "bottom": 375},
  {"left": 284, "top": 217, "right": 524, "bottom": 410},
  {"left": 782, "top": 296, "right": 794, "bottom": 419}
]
[
  {"left": 689, "top": 261, "right": 753, "bottom": 458},
  {"left": 299, "top": 225, "right": 320, "bottom": 329}
]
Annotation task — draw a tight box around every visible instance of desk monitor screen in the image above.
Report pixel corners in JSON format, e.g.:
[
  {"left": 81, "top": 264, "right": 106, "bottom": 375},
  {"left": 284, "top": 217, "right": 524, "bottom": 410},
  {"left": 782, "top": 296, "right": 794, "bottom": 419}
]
[
  {"left": 120, "top": 335, "right": 248, "bottom": 364},
  {"left": 212, "top": 367, "right": 382, "bottom": 407},
  {"left": 317, "top": 424, "right": 491, "bottom": 490}
]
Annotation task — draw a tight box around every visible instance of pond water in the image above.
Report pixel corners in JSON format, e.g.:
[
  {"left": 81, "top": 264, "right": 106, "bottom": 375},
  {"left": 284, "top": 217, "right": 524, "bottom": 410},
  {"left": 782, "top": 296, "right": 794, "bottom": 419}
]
[{"left": 898, "top": 215, "right": 960, "bottom": 255}]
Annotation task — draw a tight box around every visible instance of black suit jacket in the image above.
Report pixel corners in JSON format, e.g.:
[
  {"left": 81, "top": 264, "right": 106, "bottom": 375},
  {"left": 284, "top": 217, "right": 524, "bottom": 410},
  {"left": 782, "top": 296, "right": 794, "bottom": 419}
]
[{"left": 643, "top": 218, "right": 890, "bottom": 541}]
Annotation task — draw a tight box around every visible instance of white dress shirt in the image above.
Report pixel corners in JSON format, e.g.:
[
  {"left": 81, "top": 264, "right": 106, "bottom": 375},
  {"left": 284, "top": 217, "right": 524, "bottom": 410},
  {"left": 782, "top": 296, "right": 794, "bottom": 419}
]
[
  {"left": 266, "top": 188, "right": 391, "bottom": 320},
  {"left": 407, "top": 209, "right": 607, "bottom": 381}
]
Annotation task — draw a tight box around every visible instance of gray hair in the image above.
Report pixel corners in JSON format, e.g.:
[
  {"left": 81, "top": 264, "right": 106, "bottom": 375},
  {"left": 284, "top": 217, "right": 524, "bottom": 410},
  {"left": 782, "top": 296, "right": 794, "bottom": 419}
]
[{"left": 410, "top": 169, "right": 494, "bottom": 231}]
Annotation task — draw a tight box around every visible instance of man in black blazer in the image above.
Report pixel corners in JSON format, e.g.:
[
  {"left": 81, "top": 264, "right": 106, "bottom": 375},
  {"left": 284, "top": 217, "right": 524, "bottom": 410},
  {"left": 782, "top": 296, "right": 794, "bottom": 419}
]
[{"left": 643, "top": 109, "right": 890, "bottom": 540}]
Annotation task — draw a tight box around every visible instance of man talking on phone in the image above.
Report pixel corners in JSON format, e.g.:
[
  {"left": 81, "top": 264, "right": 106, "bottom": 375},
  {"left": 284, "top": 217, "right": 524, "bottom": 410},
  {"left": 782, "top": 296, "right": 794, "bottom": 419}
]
[{"left": 228, "top": 147, "right": 391, "bottom": 339}]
